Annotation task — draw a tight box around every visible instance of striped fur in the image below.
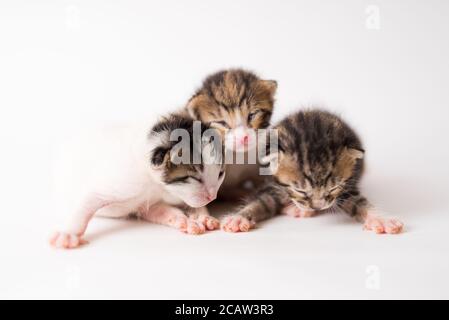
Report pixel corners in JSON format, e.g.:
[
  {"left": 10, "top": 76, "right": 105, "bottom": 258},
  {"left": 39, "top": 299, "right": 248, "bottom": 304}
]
[
  {"left": 185, "top": 69, "right": 277, "bottom": 201},
  {"left": 234, "top": 109, "right": 373, "bottom": 224},
  {"left": 187, "top": 68, "right": 277, "bottom": 133},
  {"left": 236, "top": 183, "right": 289, "bottom": 223}
]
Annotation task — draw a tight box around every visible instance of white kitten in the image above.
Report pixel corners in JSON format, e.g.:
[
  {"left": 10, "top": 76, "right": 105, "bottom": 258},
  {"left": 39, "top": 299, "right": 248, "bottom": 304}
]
[{"left": 50, "top": 114, "right": 225, "bottom": 249}]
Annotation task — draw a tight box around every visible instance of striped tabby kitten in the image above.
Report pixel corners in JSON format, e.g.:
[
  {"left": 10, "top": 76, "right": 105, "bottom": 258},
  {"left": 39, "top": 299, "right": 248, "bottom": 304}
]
[
  {"left": 186, "top": 69, "right": 277, "bottom": 200},
  {"left": 222, "top": 110, "right": 404, "bottom": 234}
]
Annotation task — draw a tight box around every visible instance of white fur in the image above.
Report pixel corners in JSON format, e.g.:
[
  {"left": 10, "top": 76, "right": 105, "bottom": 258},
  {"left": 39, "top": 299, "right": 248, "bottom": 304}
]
[{"left": 50, "top": 120, "right": 224, "bottom": 245}]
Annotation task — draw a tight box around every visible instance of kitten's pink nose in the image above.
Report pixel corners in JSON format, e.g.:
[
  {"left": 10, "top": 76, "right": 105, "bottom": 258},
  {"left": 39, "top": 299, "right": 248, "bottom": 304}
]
[
  {"left": 240, "top": 135, "right": 249, "bottom": 146},
  {"left": 311, "top": 199, "right": 327, "bottom": 210},
  {"left": 206, "top": 194, "right": 216, "bottom": 201},
  {"left": 206, "top": 188, "right": 217, "bottom": 201}
]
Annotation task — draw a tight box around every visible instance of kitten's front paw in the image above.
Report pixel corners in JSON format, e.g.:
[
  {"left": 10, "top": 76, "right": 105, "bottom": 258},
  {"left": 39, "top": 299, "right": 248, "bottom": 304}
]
[
  {"left": 282, "top": 205, "right": 314, "bottom": 218},
  {"left": 173, "top": 215, "right": 206, "bottom": 235},
  {"left": 222, "top": 215, "right": 255, "bottom": 233},
  {"left": 185, "top": 219, "right": 206, "bottom": 235},
  {"left": 50, "top": 232, "right": 87, "bottom": 249},
  {"left": 189, "top": 214, "right": 220, "bottom": 231},
  {"left": 363, "top": 216, "right": 404, "bottom": 234}
]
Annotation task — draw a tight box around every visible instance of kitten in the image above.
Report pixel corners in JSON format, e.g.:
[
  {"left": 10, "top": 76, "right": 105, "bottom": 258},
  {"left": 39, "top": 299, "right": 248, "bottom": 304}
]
[
  {"left": 186, "top": 69, "right": 277, "bottom": 200},
  {"left": 50, "top": 114, "right": 225, "bottom": 249},
  {"left": 222, "top": 110, "right": 404, "bottom": 234}
]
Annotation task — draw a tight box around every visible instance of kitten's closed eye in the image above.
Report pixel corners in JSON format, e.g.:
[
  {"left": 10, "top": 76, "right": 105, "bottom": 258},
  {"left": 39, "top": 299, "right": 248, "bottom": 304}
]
[
  {"left": 274, "top": 179, "right": 290, "bottom": 188},
  {"left": 188, "top": 175, "right": 203, "bottom": 183},
  {"left": 248, "top": 111, "right": 259, "bottom": 122},
  {"left": 275, "top": 179, "right": 310, "bottom": 198},
  {"left": 329, "top": 185, "right": 342, "bottom": 193},
  {"left": 211, "top": 121, "right": 229, "bottom": 129},
  {"left": 167, "top": 175, "right": 202, "bottom": 184},
  {"left": 325, "top": 185, "right": 343, "bottom": 197},
  {"left": 248, "top": 109, "right": 272, "bottom": 129},
  {"left": 294, "top": 188, "right": 308, "bottom": 196}
]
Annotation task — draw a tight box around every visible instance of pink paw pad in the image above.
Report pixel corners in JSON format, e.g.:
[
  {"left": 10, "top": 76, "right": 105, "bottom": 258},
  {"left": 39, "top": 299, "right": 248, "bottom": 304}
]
[
  {"left": 185, "top": 219, "right": 206, "bottom": 235},
  {"left": 364, "top": 217, "right": 404, "bottom": 234},
  {"left": 283, "top": 205, "right": 314, "bottom": 218},
  {"left": 171, "top": 215, "right": 188, "bottom": 230},
  {"left": 173, "top": 215, "right": 205, "bottom": 235},
  {"left": 222, "top": 215, "right": 255, "bottom": 233},
  {"left": 49, "top": 232, "right": 87, "bottom": 249},
  {"left": 190, "top": 214, "right": 220, "bottom": 231}
]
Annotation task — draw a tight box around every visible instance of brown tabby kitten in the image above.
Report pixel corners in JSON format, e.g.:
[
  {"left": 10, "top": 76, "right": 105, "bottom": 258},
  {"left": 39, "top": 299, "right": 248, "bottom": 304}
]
[
  {"left": 185, "top": 69, "right": 277, "bottom": 200},
  {"left": 222, "top": 110, "right": 404, "bottom": 234}
]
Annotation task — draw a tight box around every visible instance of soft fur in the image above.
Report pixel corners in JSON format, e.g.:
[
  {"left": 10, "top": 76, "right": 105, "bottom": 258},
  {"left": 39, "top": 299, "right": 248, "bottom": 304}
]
[
  {"left": 185, "top": 69, "right": 277, "bottom": 200},
  {"left": 222, "top": 110, "right": 404, "bottom": 234},
  {"left": 50, "top": 113, "right": 225, "bottom": 249}
]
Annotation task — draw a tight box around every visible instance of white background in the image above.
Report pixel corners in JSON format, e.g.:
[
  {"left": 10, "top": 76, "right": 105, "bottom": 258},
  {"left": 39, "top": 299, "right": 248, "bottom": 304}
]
[{"left": 1, "top": 0, "right": 448, "bottom": 299}]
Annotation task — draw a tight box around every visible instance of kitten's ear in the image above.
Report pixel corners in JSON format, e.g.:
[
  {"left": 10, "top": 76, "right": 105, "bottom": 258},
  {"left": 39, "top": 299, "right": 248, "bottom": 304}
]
[
  {"left": 258, "top": 80, "right": 278, "bottom": 96},
  {"left": 149, "top": 126, "right": 171, "bottom": 168},
  {"left": 152, "top": 144, "right": 186, "bottom": 168},
  {"left": 186, "top": 98, "right": 198, "bottom": 120},
  {"left": 201, "top": 129, "right": 224, "bottom": 164},
  {"left": 186, "top": 94, "right": 209, "bottom": 120},
  {"left": 347, "top": 147, "right": 365, "bottom": 160},
  {"left": 260, "top": 133, "right": 283, "bottom": 173},
  {"left": 261, "top": 151, "right": 282, "bottom": 174},
  {"left": 261, "top": 152, "right": 277, "bottom": 165},
  {"left": 170, "top": 145, "right": 184, "bottom": 164},
  {"left": 150, "top": 146, "right": 170, "bottom": 168},
  {"left": 335, "top": 147, "right": 364, "bottom": 179}
]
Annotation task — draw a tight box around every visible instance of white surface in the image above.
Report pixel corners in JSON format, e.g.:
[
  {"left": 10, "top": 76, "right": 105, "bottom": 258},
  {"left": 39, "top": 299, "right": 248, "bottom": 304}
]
[{"left": 1, "top": 0, "right": 449, "bottom": 299}]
